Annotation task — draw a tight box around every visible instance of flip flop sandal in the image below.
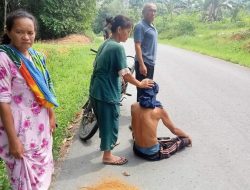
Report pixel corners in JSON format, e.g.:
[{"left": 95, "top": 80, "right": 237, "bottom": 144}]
[
  {"left": 114, "top": 141, "right": 120, "bottom": 147},
  {"left": 103, "top": 157, "right": 128, "bottom": 165}
]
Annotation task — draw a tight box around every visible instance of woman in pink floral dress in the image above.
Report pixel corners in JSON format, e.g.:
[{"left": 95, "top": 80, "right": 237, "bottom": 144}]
[{"left": 0, "top": 10, "right": 58, "bottom": 190}]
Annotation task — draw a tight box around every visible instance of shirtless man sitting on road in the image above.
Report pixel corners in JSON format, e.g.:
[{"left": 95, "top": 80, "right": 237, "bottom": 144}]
[{"left": 131, "top": 82, "right": 192, "bottom": 161}]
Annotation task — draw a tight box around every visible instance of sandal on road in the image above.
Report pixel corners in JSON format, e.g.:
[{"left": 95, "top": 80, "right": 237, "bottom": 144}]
[
  {"left": 114, "top": 141, "right": 120, "bottom": 147},
  {"left": 103, "top": 157, "right": 128, "bottom": 165}
]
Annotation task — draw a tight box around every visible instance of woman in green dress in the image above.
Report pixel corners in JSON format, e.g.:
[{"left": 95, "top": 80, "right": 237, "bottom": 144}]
[{"left": 90, "top": 15, "right": 153, "bottom": 165}]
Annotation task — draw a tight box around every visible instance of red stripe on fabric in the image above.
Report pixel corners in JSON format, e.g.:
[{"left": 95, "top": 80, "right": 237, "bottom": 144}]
[
  {"left": 19, "top": 62, "right": 52, "bottom": 107},
  {"left": 161, "top": 143, "right": 177, "bottom": 154}
]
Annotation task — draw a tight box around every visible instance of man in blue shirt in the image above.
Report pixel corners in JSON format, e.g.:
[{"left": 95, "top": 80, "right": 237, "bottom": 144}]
[{"left": 134, "top": 3, "right": 158, "bottom": 101}]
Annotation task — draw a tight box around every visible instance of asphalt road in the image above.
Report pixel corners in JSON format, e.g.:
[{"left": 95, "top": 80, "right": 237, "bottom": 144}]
[{"left": 50, "top": 39, "right": 250, "bottom": 190}]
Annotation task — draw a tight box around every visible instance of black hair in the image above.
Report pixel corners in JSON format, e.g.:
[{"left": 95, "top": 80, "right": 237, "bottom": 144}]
[
  {"left": 105, "top": 17, "right": 113, "bottom": 24},
  {"left": 110, "top": 15, "right": 133, "bottom": 33},
  {"left": 1, "top": 9, "right": 37, "bottom": 44}
]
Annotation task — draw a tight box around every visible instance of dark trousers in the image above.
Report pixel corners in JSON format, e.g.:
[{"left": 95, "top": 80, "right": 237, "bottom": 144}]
[
  {"left": 135, "top": 61, "right": 154, "bottom": 101},
  {"left": 90, "top": 97, "right": 119, "bottom": 151},
  {"left": 133, "top": 137, "right": 190, "bottom": 161}
]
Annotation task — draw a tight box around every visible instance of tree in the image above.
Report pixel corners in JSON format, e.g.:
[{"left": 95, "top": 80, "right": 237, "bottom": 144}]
[
  {"left": 201, "top": 0, "right": 245, "bottom": 22},
  {"left": 39, "top": 0, "right": 96, "bottom": 39},
  {"left": 93, "top": 0, "right": 131, "bottom": 34},
  {"left": 3, "top": 0, "right": 8, "bottom": 32},
  {"left": 0, "top": 0, "right": 96, "bottom": 39},
  {"left": 0, "top": 0, "right": 30, "bottom": 34}
]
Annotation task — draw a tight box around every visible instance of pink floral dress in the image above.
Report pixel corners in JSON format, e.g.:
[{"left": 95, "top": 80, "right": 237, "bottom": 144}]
[{"left": 0, "top": 52, "right": 53, "bottom": 190}]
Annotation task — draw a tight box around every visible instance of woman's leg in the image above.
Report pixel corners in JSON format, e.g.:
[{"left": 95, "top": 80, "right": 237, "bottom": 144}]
[{"left": 91, "top": 98, "right": 127, "bottom": 165}]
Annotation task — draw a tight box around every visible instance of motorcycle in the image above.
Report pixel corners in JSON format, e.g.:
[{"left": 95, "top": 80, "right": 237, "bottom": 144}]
[{"left": 79, "top": 49, "right": 135, "bottom": 141}]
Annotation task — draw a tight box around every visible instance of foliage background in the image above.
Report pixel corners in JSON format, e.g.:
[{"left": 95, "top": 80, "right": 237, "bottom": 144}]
[
  {"left": 0, "top": 0, "right": 96, "bottom": 39},
  {"left": 1, "top": 0, "right": 250, "bottom": 189},
  {"left": 1, "top": 0, "right": 250, "bottom": 40}
]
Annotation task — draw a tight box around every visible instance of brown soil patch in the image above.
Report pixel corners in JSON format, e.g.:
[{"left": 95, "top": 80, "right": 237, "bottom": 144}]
[
  {"left": 231, "top": 30, "right": 250, "bottom": 41},
  {"left": 81, "top": 179, "right": 140, "bottom": 190},
  {"left": 231, "top": 33, "right": 244, "bottom": 40},
  {"left": 43, "top": 34, "right": 91, "bottom": 44}
]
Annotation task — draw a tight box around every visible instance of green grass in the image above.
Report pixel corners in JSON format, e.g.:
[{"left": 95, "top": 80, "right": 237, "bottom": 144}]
[
  {"left": 0, "top": 40, "right": 101, "bottom": 189},
  {"left": 35, "top": 42, "right": 100, "bottom": 158},
  {"left": 160, "top": 32, "right": 250, "bottom": 67},
  {"left": 0, "top": 160, "right": 10, "bottom": 190},
  {"left": 160, "top": 30, "right": 250, "bottom": 67},
  {"left": 157, "top": 13, "right": 250, "bottom": 67}
]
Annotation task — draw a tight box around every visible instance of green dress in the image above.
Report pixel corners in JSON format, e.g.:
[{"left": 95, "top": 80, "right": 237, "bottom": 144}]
[{"left": 90, "top": 39, "right": 127, "bottom": 151}]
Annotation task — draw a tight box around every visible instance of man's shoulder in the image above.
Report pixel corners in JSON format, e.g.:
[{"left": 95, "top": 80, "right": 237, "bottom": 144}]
[
  {"left": 131, "top": 102, "right": 140, "bottom": 109},
  {"left": 135, "top": 20, "right": 147, "bottom": 29},
  {"left": 135, "top": 20, "right": 143, "bottom": 26},
  {"left": 132, "top": 103, "right": 162, "bottom": 113}
]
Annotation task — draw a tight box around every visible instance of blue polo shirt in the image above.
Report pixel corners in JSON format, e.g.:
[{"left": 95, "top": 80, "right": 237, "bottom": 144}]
[{"left": 134, "top": 20, "right": 158, "bottom": 66}]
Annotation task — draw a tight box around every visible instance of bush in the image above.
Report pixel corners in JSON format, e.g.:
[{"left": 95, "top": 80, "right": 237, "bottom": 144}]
[
  {"left": 235, "top": 21, "right": 246, "bottom": 28},
  {"left": 158, "top": 20, "right": 195, "bottom": 40},
  {"left": 38, "top": 0, "right": 96, "bottom": 39},
  {"left": 175, "top": 20, "right": 196, "bottom": 36}
]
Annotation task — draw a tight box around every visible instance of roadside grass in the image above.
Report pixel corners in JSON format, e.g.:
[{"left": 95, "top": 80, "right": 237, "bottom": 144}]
[
  {"left": 0, "top": 41, "right": 100, "bottom": 189},
  {"left": 35, "top": 42, "right": 100, "bottom": 159},
  {"left": 158, "top": 14, "right": 250, "bottom": 67},
  {"left": 0, "top": 161, "right": 9, "bottom": 190}
]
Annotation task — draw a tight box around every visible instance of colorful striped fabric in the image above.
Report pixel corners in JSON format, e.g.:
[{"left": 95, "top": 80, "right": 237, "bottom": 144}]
[{"left": 0, "top": 45, "right": 59, "bottom": 108}]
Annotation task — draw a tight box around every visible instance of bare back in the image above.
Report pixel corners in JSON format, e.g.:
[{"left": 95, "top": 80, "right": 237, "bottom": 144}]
[{"left": 131, "top": 103, "right": 162, "bottom": 148}]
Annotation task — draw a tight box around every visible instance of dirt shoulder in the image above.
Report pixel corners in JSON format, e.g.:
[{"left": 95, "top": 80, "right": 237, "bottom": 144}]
[{"left": 42, "top": 34, "right": 92, "bottom": 44}]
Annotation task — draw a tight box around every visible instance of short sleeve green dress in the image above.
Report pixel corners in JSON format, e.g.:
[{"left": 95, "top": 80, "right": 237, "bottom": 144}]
[{"left": 89, "top": 39, "right": 127, "bottom": 151}]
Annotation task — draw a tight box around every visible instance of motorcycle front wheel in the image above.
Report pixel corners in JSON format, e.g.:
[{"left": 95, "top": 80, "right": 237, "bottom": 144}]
[{"left": 79, "top": 100, "right": 98, "bottom": 141}]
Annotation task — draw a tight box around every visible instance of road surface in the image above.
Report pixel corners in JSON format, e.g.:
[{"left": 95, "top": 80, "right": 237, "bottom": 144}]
[{"left": 51, "top": 39, "right": 250, "bottom": 190}]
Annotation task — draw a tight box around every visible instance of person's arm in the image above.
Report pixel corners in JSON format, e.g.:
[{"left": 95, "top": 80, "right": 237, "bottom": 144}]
[
  {"left": 0, "top": 102, "right": 24, "bottom": 159},
  {"left": 135, "top": 42, "right": 147, "bottom": 76},
  {"left": 134, "top": 23, "right": 147, "bottom": 76},
  {"left": 116, "top": 45, "right": 153, "bottom": 88},
  {"left": 122, "top": 72, "right": 154, "bottom": 88},
  {"left": 160, "top": 108, "right": 192, "bottom": 144},
  {"left": 48, "top": 108, "right": 56, "bottom": 133},
  {"left": 134, "top": 42, "right": 144, "bottom": 65},
  {"left": 0, "top": 53, "right": 25, "bottom": 158}
]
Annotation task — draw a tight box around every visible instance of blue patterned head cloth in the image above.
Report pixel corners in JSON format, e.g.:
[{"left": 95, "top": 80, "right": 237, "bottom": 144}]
[{"left": 138, "top": 82, "right": 162, "bottom": 109}]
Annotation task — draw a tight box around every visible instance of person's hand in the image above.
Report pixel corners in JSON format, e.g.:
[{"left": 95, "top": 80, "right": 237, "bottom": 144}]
[
  {"left": 9, "top": 137, "right": 24, "bottom": 159},
  {"left": 187, "top": 136, "right": 192, "bottom": 147},
  {"left": 139, "top": 79, "right": 154, "bottom": 88},
  {"left": 48, "top": 108, "right": 56, "bottom": 134},
  {"left": 139, "top": 64, "right": 147, "bottom": 76},
  {"left": 49, "top": 116, "right": 56, "bottom": 134},
  {"left": 178, "top": 135, "right": 192, "bottom": 147}
]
